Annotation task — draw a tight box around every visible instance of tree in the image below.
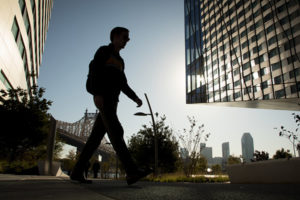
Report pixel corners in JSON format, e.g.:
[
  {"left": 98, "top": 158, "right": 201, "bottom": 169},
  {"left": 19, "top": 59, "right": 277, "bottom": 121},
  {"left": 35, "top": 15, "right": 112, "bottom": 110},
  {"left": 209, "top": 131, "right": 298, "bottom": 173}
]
[
  {"left": 273, "top": 148, "right": 292, "bottom": 159},
  {"left": 0, "top": 87, "right": 62, "bottom": 173},
  {"left": 252, "top": 150, "right": 269, "bottom": 162},
  {"left": 128, "top": 114, "right": 179, "bottom": 173},
  {"left": 227, "top": 155, "right": 241, "bottom": 165},
  {"left": 211, "top": 164, "right": 222, "bottom": 174},
  {"left": 60, "top": 149, "right": 77, "bottom": 175},
  {"left": 177, "top": 116, "right": 210, "bottom": 176},
  {"left": 274, "top": 113, "right": 300, "bottom": 157}
]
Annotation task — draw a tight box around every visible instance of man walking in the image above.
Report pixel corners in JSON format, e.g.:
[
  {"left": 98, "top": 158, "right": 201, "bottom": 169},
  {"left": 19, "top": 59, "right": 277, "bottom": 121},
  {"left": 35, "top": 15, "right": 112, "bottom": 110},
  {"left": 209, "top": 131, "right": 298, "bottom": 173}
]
[{"left": 70, "top": 27, "right": 152, "bottom": 185}]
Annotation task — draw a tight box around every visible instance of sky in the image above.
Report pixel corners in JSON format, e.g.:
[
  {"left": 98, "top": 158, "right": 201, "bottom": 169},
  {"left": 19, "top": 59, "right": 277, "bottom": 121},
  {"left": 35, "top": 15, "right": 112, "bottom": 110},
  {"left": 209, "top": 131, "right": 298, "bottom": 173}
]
[{"left": 38, "top": 0, "right": 298, "bottom": 159}]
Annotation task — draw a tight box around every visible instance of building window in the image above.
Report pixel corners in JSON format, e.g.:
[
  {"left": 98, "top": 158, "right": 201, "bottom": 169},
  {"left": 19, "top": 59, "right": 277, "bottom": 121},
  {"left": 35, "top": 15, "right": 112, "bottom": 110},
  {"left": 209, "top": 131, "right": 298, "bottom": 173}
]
[
  {"left": 234, "top": 91, "right": 241, "bottom": 99},
  {"left": 263, "top": 94, "right": 270, "bottom": 99},
  {"left": 242, "top": 62, "right": 250, "bottom": 71},
  {"left": 275, "top": 89, "right": 285, "bottom": 99},
  {"left": 241, "top": 30, "right": 247, "bottom": 38},
  {"left": 291, "top": 83, "right": 300, "bottom": 94},
  {"left": 271, "top": 61, "right": 281, "bottom": 71},
  {"left": 11, "top": 18, "right": 19, "bottom": 41},
  {"left": 24, "top": 10, "right": 30, "bottom": 33},
  {"left": 289, "top": 68, "right": 300, "bottom": 79},
  {"left": 274, "top": 75, "right": 282, "bottom": 84},
  {"left": 253, "top": 44, "right": 262, "bottom": 54},
  {"left": 234, "top": 80, "right": 241, "bottom": 87},
  {"left": 255, "top": 54, "right": 264, "bottom": 65},
  {"left": 244, "top": 74, "right": 251, "bottom": 82},
  {"left": 268, "top": 36, "right": 277, "bottom": 46},
  {"left": 269, "top": 47, "right": 279, "bottom": 59},
  {"left": 262, "top": 81, "right": 268, "bottom": 89},
  {"left": 242, "top": 41, "right": 249, "bottom": 49},
  {"left": 19, "top": 0, "right": 25, "bottom": 13},
  {"left": 244, "top": 86, "right": 252, "bottom": 95},
  {"left": 0, "top": 70, "right": 13, "bottom": 90},
  {"left": 266, "top": 24, "right": 275, "bottom": 34},
  {"left": 17, "top": 36, "right": 25, "bottom": 57},
  {"left": 243, "top": 52, "right": 250, "bottom": 60}
]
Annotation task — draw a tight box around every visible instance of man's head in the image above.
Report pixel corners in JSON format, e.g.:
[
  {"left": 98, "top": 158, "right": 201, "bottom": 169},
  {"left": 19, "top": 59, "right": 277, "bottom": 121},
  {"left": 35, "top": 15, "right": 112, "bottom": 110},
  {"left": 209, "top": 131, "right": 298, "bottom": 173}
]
[{"left": 110, "top": 27, "right": 130, "bottom": 50}]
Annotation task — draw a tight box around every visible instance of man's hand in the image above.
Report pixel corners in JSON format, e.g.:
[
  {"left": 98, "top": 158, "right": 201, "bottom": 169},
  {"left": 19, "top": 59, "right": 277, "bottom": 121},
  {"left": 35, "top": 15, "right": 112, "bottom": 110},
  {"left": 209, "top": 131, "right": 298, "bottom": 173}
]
[{"left": 135, "top": 98, "right": 143, "bottom": 107}]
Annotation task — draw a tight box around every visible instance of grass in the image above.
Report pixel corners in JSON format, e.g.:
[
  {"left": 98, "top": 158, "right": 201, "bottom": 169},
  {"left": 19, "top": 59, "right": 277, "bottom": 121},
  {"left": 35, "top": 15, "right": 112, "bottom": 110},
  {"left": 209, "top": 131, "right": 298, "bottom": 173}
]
[{"left": 142, "top": 173, "right": 230, "bottom": 183}]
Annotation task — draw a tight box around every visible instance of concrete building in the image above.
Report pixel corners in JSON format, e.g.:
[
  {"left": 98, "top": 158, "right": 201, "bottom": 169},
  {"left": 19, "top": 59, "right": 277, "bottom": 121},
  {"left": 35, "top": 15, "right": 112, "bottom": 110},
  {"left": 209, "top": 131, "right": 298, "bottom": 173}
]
[
  {"left": 222, "top": 142, "right": 230, "bottom": 161},
  {"left": 0, "top": 0, "right": 53, "bottom": 94},
  {"left": 184, "top": 0, "right": 300, "bottom": 110},
  {"left": 241, "top": 132, "right": 254, "bottom": 162}
]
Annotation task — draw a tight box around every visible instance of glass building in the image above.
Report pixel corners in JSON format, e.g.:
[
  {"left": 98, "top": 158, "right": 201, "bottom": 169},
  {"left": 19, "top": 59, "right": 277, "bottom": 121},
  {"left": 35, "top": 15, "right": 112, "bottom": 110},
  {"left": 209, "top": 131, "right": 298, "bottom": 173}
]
[
  {"left": 222, "top": 142, "right": 230, "bottom": 160},
  {"left": 0, "top": 0, "right": 53, "bottom": 94},
  {"left": 184, "top": 0, "right": 300, "bottom": 110},
  {"left": 241, "top": 132, "right": 254, "bottom": 162}
]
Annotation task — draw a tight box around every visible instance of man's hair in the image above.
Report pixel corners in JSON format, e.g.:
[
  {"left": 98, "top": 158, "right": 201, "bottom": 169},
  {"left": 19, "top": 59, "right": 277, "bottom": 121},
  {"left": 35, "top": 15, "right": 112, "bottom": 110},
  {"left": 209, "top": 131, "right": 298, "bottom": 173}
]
[{"left": 110, "top": 27, "right": 129, "bottom": 42}]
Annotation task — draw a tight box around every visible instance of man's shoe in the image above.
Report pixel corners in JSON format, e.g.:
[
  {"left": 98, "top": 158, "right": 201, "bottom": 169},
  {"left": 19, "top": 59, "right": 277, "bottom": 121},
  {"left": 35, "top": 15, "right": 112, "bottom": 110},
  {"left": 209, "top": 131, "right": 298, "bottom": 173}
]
[
  {"left": 70, "top": 174, "right": 92, "bottom": 184},
  {"left": 126, "top": 168, "right": 153, "bottom": 185}
]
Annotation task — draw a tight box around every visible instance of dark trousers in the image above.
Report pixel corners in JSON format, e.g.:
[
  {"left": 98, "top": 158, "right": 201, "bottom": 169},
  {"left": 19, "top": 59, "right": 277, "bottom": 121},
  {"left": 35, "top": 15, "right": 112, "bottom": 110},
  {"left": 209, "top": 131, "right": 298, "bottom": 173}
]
[{"left": 72, "top": 100, "right": 137, "bottom": 176}]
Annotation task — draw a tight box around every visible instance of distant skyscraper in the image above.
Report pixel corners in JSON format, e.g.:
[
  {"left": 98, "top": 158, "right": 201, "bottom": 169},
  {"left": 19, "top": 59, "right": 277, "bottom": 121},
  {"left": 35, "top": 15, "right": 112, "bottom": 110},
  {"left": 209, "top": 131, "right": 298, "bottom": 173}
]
[
  {"left": 200, "top": 143, "right": 213, "bottom": 164},
  {"left": 184, "top": 0, "right": 300, "bottom": 110},
  {"left": 241, "top": 132, "right": 254, "bottom": 162},
  {"left": 0, "top": 0, "right": 53, "bottom": 94},
  {"left": 180, "top": 147, "right": 189, "bottom": 159},
  {"left": 222, "top": 142, "right": 230, "bottom": 160}
]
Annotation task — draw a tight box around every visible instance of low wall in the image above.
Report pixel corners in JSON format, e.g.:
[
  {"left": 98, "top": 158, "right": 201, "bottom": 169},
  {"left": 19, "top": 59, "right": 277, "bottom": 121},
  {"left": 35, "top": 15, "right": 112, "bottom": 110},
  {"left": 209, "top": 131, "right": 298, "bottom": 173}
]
[
  {"left": 227, "top": 158, "right": 300, "bottom": 183},
  {"left": 37, "top": 160, "right": 66, "bottom": 177}
]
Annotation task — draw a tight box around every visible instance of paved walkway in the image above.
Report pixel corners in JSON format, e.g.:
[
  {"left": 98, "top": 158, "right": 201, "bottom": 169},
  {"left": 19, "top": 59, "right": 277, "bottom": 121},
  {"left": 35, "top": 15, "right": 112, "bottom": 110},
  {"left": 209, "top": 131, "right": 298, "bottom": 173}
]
[{"left": 0, "top": 174, "right": 299, "bottom": 200}]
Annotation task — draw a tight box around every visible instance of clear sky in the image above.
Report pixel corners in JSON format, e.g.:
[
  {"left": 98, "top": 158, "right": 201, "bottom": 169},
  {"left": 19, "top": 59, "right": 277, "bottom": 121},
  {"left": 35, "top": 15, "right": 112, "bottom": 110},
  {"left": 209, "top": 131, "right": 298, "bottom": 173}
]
[{"left": 38, "top": 0, "right": 297, "bottom": 159}]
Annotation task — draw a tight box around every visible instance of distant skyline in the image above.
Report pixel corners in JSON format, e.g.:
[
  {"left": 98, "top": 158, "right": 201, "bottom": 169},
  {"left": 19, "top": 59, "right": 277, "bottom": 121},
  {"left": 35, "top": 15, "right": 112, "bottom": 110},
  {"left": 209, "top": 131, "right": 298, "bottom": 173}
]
[{"left": 38, "top": 0, "right": 297, "bottom": 158}]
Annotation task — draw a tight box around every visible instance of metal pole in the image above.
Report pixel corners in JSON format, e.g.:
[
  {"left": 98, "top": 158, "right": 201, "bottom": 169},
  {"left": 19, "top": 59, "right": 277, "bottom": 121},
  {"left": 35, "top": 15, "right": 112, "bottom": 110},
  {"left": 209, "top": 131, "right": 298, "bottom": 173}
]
[{"left": 144, "top": 93, "right": 158, "bottom": 176}]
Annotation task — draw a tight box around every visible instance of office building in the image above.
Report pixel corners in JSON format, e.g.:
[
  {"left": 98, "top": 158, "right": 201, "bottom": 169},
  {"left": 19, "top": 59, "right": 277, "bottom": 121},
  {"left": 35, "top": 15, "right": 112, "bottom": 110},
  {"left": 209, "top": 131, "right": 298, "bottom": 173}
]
[
  {"left": 184, "top": 0, "right": 300, "bottom": 110},
  {"left": 180, "top": 147, "right": 189, "bottom": 159},
  {"left": 222, "top": 142, "right": 230, "bottom": 160},
  {"left": 0, "top": 0, "right": 53, "bottom": 94},
  {"left": 200, "top": 143, "right": 213, "bottom": 164},
  {"left": 241, "top": 132, "right": 254, "bottom": 162}
]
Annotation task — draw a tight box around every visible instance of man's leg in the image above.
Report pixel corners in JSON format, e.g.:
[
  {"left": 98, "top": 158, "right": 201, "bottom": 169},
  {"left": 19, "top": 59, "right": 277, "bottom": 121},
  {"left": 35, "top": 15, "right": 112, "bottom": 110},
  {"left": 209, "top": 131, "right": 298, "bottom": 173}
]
[
  {"left": 98, "top": 102, "right": 138, "bottom": 175},
  {"left": 71, "top": 113, "right": 106, "bottom": 180}
]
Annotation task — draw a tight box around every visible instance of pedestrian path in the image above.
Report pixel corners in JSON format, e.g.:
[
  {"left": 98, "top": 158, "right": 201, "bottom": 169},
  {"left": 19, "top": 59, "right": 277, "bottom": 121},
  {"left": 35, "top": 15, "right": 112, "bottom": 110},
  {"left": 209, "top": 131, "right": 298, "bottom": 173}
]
[{"left": 0, "top": 174, "right": 114, "bottom": 200}]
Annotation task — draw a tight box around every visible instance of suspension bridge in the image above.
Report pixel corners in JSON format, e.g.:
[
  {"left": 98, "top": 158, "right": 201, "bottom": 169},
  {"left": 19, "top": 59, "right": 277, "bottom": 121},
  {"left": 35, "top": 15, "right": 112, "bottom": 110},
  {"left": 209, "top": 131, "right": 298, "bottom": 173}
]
[{"left": 44, "top": 110, "right": 115, "bottom": 175}]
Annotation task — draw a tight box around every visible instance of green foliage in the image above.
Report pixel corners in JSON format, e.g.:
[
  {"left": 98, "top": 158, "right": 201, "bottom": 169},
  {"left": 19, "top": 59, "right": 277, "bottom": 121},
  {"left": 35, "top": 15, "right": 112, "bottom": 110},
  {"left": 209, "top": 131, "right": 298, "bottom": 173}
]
[
  {"left": 211, "top": 164, "right": 222, "bottom": 174},
  {"left": 60, "top": 149, "right": 77, "bottom": 174},
  {"left": 128, "top": 114, "right": 179, "bottom": 173},
  {"left": 252, "top": 150, "right": 269, "bottom": 162},
  {"left": 144, "top": 173, "right": 229, "bottom": 183},
  {"left": 273, "top": 148, "right": 292, "bottom": 159},
  {"left": 0, "top": 86, "right": 61, "bottom": 174},
  {"left": 227, "top": 155, "right": 241, "bottom": 165}
]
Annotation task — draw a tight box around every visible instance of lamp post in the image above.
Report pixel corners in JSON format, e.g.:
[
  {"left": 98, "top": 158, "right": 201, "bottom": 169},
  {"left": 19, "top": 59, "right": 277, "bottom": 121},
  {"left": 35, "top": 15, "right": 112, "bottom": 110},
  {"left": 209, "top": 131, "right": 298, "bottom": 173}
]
[{"left": 134, "top": 93, "right": 158, "bottom": 176}]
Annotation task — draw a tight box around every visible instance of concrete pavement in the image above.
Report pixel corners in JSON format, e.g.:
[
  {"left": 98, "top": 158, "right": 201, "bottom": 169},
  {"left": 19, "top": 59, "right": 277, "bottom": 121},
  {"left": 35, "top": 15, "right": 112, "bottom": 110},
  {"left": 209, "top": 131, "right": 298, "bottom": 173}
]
[{"left": 0, "top": 174, "right": 300, "bottom": 200}]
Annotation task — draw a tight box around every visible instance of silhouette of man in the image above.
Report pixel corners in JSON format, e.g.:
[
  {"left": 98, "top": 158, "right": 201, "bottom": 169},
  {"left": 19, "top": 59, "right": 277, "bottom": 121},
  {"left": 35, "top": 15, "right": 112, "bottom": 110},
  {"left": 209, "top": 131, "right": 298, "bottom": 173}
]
[{"left": 70, "top": 27, "right": 152, "bottom": 185}]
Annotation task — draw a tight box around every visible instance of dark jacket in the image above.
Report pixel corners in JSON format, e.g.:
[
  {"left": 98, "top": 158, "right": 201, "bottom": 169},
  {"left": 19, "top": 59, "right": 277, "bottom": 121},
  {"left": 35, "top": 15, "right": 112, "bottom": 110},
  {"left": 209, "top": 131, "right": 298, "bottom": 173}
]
[{"left": 86, "top": 43, "right": 138, "bottom": 102}]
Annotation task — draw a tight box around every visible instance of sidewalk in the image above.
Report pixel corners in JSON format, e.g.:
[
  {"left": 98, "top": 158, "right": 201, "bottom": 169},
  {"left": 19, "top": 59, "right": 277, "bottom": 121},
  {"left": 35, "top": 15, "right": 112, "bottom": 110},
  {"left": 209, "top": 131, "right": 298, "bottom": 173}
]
[
  {"left": 0, "top": 174, "right": 114, "bottom": 200},
  {"left": 1, "top": 174, "right": 299, "bottom": 200}
]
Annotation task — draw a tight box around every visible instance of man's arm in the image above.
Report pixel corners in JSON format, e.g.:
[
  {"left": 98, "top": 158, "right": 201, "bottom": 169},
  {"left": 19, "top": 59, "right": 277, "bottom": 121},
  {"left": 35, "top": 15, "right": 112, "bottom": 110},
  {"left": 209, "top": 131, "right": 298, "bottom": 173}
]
[{"left": 121, "top": 74, "right": 142, "bottom": 107}]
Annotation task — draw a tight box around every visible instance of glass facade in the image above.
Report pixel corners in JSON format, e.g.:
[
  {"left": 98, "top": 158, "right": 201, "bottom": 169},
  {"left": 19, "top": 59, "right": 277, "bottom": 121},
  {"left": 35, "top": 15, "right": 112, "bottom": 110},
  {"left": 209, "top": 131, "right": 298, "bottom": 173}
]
[{"left": 185, "top": 0, "right": 300, "bottom": 109}]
